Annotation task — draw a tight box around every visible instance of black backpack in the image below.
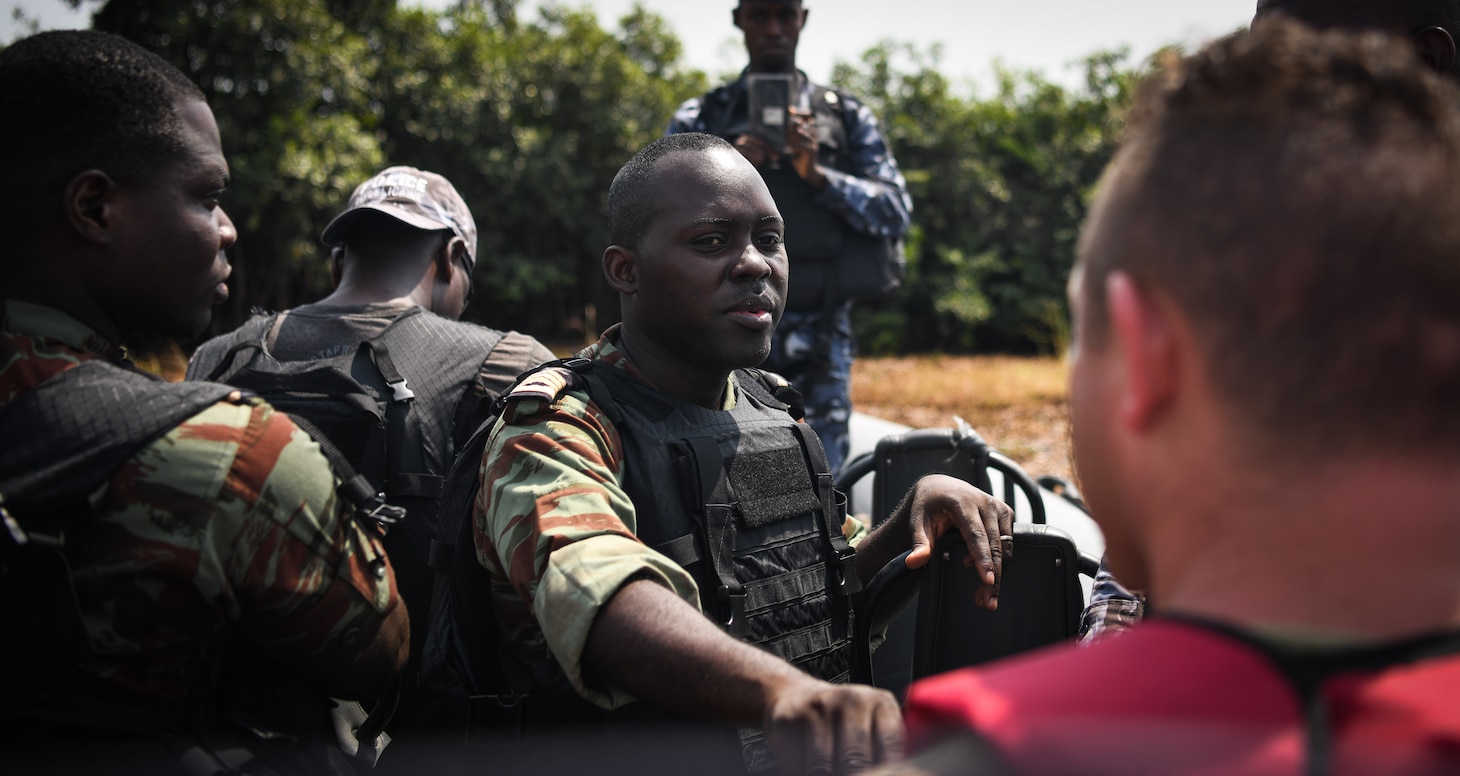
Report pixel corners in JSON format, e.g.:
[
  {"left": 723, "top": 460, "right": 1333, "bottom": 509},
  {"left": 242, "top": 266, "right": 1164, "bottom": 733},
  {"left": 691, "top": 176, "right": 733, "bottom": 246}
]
[
  {"left": 417, "top": 358, "right": 594, "bottom": 703},
  {"left": 193, "top": 306, "right": 507, "bottom": 653}
]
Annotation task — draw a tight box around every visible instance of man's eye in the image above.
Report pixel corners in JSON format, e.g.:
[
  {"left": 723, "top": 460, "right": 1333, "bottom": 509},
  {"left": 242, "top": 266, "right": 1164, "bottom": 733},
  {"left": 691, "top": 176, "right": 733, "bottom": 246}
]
[
  {"left": 694, "top": 235, "right": 728, "bottom": 248},
  {"left": 756, "top": 233, "right": 785, "bottom": 247}
]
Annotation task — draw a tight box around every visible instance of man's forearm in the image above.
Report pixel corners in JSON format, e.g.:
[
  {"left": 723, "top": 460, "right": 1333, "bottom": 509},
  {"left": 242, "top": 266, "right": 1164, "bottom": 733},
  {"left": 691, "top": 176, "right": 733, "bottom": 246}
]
[
  {"left": 582, "top": 577, "right": 804, "bottom": 725},
  {"left": 582, "top": 578, "right": 906, "bottom": 771}
]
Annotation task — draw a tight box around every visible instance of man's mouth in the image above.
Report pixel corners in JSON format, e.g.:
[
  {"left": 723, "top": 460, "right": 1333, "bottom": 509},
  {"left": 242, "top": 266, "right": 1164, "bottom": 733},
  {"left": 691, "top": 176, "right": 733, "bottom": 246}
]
[{"left": 728, "top": 295, "right": 776, "bottom": 328}]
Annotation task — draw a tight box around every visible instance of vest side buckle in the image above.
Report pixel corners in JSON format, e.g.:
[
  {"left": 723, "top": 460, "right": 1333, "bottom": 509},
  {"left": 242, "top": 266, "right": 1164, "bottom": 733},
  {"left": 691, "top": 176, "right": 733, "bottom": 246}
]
[
  {"left": 835, "top": 549, "right": 862, "bottom": 596},
  {"left": 718, "top": 584, "right": 750, "bottom": 637}
]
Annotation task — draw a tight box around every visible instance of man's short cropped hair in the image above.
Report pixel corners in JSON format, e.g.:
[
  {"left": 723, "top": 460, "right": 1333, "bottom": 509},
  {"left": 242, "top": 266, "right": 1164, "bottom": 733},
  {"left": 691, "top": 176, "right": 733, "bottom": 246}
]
[
  {"left": 1256, "top": 0, "right": 1460, "bottom": 38},
  {"left": 1078, "top": 18, "right": 1460, "bottom": 458},
  {"left": 0, "top": 31, "right": 204, "bottom": 236},
  {"left": 608, "top": 132, "right": 736, "bottom": 249}
]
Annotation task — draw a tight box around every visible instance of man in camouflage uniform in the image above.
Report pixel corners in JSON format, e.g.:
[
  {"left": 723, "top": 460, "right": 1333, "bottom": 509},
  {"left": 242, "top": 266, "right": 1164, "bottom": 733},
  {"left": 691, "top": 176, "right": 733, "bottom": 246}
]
[
  {"left": 666, "top": 0, "right": 914, "bottom": 476},
  {"left": 471, "top": 133, "right": 1010, "bottom": 773},
  {"left": 0, "top": 31, "right": 407, "bottom": 772}
]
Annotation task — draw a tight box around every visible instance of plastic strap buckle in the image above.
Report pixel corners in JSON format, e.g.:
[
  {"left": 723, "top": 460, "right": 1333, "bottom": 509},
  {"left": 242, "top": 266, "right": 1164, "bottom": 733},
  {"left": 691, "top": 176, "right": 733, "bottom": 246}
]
[
  {"left": 718, "top": 584, "right": 750, "bottom": 637},
  {"left": 387, "top": 378, "right": 415, "bottom": 403},
  {"left": 835, "top": 549, "right": 862, "bottom": 596}
]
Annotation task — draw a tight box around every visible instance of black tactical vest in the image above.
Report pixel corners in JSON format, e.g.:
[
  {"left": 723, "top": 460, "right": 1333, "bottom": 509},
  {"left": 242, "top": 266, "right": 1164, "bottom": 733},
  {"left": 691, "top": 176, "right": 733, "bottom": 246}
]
[{"left": 587, "top": 364, "right": 860, "bottom": 682}]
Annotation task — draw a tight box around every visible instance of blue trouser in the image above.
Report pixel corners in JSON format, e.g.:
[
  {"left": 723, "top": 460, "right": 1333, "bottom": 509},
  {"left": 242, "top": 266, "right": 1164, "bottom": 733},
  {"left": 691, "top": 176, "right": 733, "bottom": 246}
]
[{"left": 763, "top": 305, "right": 854, "bottom": 476}]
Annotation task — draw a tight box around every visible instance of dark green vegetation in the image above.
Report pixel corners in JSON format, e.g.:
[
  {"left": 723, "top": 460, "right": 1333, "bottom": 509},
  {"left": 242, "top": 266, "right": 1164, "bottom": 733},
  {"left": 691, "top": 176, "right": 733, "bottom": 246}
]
[{"left": 26, "top": 0, "right": 1148, "bottom": 354}]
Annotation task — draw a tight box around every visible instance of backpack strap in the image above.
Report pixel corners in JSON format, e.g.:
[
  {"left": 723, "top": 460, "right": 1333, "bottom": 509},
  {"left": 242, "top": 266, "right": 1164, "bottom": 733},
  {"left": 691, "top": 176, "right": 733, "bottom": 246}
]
[
  {"left": 200, "top": 313, "right": 281, "bottom": 382},
  {"left": 683, "top": 434, "right": 749, "bottom": 638},
  {"left": 448, "top": 331, "right": 529, "bottom": 455},
  {"left": 355, "top": 308, "right": 432, "bottom": 502}
]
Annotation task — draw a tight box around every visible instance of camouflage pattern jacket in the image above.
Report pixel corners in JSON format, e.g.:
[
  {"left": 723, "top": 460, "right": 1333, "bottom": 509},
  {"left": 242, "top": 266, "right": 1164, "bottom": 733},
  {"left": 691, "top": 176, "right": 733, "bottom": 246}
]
[
  {"left": 472, "top": 326, "right": 708, "bottom": 708},
  {"left": 0, "top": 300, "right": 404, "bottom": 735}
]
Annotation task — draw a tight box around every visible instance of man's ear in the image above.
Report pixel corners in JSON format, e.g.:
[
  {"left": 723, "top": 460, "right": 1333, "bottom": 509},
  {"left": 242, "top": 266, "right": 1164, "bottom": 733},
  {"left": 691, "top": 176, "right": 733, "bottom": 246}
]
[
  {"left": 1106, "top": 271, "right": 1180, "bottom": 434},
  {"left": 63, "top": 170, "right": 118, "bottom": 247},
  {"left": 433, "top": 235, "right": 462, "bottom": 275},
  {"left": 329, "top": 246, "right": 345, "bottom": 289},
  {"left": 603, "top": 245, "right": 638, "bottom": 295},
  {"left": 1414, "top": 26, "right": 1457, "bottom": 75}
]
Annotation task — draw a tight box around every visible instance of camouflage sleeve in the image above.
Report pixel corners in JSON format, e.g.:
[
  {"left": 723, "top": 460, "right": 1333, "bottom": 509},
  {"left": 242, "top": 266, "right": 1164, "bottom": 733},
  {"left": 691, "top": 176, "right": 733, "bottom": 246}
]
[
  {"left": 474, "top": 387, "right": 701, "bottom": 709},
  {"left": 89, "top": 398, "right": 403, "bottom": 693}
]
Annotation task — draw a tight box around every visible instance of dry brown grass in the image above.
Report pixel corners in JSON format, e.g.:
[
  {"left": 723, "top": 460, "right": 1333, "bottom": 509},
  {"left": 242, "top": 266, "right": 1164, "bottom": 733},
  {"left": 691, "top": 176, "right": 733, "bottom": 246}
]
[{"left": 853, "top": 355, "right": 1074, "bottom": 482}]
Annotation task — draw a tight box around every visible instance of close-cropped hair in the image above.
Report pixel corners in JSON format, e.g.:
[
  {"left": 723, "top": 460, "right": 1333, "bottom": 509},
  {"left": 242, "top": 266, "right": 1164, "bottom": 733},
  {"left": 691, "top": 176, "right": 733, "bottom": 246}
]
[
  {"left": 0, "top": 30, "right": 204, "bottom": 235},
  {"left": 1078, "top": 18, "right": 1460, "bottom": 456},
  {"left": 1257, "top": 0, "right": 1460, "bottom": 39},
  {"left": 608, "top": 132, "right": 735, "bottom": 249}
]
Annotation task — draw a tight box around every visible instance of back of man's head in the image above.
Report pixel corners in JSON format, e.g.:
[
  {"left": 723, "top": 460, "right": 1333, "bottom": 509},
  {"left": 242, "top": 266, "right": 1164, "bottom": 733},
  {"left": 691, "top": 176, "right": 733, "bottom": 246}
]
[
  {"left": 0, "top": 31, "right": 203, "bottom": 244},
  {"left": 1255, "top": 0, "right": 1460, "bottom": 76},
  {"left": 1079, "top": 18, "right": 1460, "bottom": 462}
]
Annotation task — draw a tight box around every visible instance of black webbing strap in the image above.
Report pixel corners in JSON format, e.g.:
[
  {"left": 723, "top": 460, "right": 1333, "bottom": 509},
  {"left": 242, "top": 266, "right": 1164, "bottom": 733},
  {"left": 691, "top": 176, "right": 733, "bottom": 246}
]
[
  {"left": 686, "top": 436, "right": 747, "bottom": 637},
  {"left": 763, "top": 621, "right": 841, "bottom": 662},
  {"left": 653, "top": 533, "right": 703, "bottom": 568},
  {"left": 790, "top": 422, "right": 857, "bottom": 647},
  {"left": 790, "top": 422, "right": 859, "bottom": 596},
  {"left": 356, "top": 308, "right": 426, "bottom": 507},
  {"left": 742, "top": 564, "right": 827, "bottom": 613},
  {"left": 284, "top": 414, "right": 404, "bottom": 534}
]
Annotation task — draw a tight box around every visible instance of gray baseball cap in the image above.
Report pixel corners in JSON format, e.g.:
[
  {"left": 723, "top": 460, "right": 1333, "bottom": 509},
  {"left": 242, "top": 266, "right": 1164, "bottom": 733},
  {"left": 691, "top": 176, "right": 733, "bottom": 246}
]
[{"left": 321, "top": 166, "right": 478, "bottom": 271}]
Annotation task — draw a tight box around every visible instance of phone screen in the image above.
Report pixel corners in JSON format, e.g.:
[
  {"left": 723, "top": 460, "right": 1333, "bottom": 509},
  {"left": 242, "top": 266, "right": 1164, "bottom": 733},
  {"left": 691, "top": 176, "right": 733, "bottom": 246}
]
[{"left": 747, "top": 73, "right": 794, "bottom": 154}]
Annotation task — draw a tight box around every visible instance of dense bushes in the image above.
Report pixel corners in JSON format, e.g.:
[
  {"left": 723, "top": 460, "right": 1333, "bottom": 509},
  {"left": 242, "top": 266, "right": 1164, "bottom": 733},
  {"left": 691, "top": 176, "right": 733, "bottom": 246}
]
[{"left": 35, "top": 0, "right": 1148, "bottom": 353}]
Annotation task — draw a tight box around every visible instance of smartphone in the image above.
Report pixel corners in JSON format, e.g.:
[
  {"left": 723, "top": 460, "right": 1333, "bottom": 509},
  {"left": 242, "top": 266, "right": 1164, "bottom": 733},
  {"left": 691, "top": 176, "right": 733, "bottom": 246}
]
[{"left": 747, "top": 73, "right": 794, "bottom": 154}]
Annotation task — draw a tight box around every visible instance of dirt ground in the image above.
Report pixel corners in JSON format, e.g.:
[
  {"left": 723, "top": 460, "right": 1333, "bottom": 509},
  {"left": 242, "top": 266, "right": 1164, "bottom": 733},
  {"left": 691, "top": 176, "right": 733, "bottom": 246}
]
[{"left": 851, "top": 354, "right": 1074, "bottom": 483}]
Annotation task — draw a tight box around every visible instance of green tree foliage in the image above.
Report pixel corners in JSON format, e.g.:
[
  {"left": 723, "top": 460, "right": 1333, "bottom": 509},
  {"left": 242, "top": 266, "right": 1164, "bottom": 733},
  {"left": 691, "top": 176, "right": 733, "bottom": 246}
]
[
  {"left": 836, "top": 44, "right": 1144, "bottom": 355},
  {"left": 31, "top": 1, "right": 1143, "bottom": 354},
  {"left": 84, "top": 0, "right": 385, "bottom": 328},
  {"left": 69, "top": 0, "right": 703, "bottom": 343},
  {"left": 368, "top": 2, "right": 704, "bottom": 339}
]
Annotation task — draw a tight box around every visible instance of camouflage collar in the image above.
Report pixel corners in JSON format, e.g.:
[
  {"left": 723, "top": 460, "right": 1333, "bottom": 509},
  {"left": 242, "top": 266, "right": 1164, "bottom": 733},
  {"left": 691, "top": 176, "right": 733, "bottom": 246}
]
[{"left": 2, "top": 299, "right": 123, "bottom": 360}]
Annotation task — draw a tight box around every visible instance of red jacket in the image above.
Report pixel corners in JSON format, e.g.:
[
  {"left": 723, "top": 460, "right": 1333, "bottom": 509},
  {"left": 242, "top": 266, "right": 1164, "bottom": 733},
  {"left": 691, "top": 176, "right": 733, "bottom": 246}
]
[{"left": 902, "top": 619, "right": 1460, "bottom": 776}]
